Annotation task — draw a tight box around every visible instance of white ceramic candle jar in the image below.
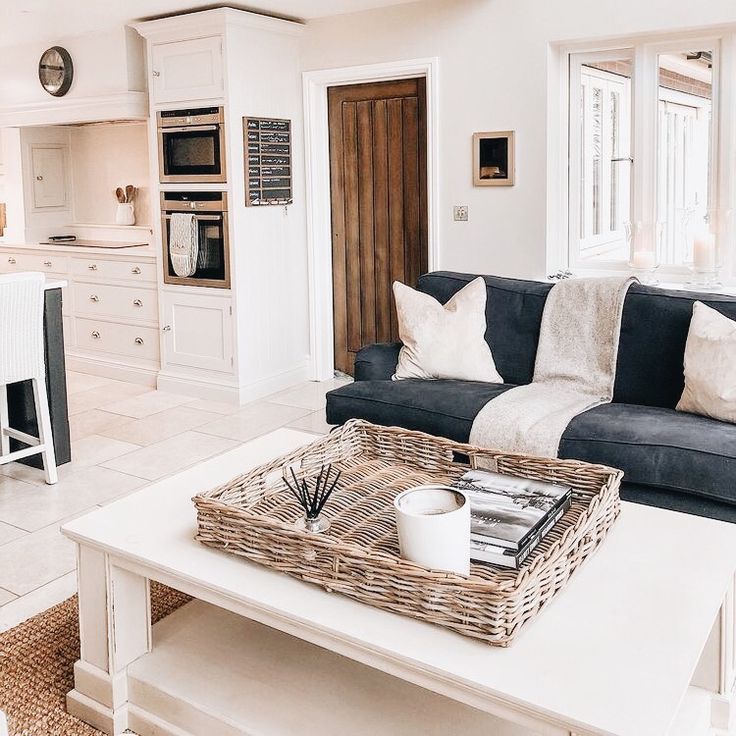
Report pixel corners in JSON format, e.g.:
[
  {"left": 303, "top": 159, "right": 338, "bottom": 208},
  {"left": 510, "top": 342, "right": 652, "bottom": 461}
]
[{"left": 394, "top": 484, "right": 470, "bottom": 576}]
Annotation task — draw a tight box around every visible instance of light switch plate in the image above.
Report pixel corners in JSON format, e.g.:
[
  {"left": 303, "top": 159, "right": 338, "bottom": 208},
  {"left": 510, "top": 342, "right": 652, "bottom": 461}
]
[{"left": 453, "top": 205, "right": 469, "bottom": 221}]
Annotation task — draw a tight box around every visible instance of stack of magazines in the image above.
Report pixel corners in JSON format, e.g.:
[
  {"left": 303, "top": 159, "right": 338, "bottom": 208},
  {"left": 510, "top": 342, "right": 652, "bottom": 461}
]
[{"left": 452, "top": 469, "right": 572, "bottom": 569}]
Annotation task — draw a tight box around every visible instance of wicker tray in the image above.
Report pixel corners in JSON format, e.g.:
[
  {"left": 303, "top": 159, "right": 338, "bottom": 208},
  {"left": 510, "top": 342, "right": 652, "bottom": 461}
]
[{"left": 194, "top": 419, "right": 622, "bottom": 646}]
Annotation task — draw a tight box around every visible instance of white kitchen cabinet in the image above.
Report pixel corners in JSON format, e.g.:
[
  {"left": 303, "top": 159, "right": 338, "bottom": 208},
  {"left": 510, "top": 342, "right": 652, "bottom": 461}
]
[
  {"left": 161, "top": 291, "right": 233, "bottom": 373},
  {"left": 150, "top": 36, "right": 224, "bottom": 104},
  {"left": 30, "top": 145, "right": 68, "bottom": 209}
]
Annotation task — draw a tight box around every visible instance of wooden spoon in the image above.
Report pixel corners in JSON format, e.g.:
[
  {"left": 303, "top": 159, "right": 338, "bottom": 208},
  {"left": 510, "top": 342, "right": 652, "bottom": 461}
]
[
  {"left": 125, "top": 185, "right": 135, "bottom": 203},
  {"left": 115, "top": 187, "right": 125, "bottom": 203}
]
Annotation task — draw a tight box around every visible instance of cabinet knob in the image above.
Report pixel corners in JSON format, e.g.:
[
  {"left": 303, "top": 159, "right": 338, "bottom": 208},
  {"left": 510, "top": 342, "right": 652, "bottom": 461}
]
[
  {"left": 88, "top": 264, "right": 97, "bottom": 271},
  {"left": 8, "top": 257, "right": 15, "bottom": 264},
  {"left": 133, "top": 299, "right": 143, "bottom": 307},
  {"left": 89, "top": 294, "right": 99, "bottom": 302},
  {"left": 152, "top": 70, "right": 161, "bottom": 77},
  {"left": 91, "top": 330, "right": 101, "bottom": 339},
  {"left": 43, "top": 260, "right": 52, "bottom": 267},
  {"left": 131, "top": 266, "right": 141, "bottom": 274},
  {"left": 134, "top": 337, "right": 144, "bottom": 345},
  {"left": 162, "top": 325, "right": 172, "bottom": 332},
  {"left": 36, "top": 175, "right": 43, "bottom": 181}
]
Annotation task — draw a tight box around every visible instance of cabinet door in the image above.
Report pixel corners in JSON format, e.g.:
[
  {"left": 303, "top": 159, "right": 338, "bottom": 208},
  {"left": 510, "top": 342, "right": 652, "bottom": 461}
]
[
  {"left": 151, "top": 36, "right": 224, "bottom": 104},
  {"left": 31, "top": 145, "right": 68, "bottom": 209},
  {"left": 161, "top": 292, "right": 233, "bottom": 373}
]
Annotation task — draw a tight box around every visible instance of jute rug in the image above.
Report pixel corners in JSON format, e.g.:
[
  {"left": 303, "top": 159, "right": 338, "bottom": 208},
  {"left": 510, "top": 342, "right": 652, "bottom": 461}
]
[{"left": 0, "top": 582, "right": 191, "bottom": 736}]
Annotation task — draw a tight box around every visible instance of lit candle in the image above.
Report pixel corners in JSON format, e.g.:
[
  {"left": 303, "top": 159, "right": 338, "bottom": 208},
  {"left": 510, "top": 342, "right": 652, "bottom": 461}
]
[
  {"left": 631, "top": 251, "right": 656, "bottom": 270},
  {"left": 693, "top": 231, "right": 716, "bottom": 270}
]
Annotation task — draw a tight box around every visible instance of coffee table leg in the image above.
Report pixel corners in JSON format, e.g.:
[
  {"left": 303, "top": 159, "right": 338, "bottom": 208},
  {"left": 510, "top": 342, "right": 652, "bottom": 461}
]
[{"left": 66, "top": 544, "right": 151, "bottom": 735}]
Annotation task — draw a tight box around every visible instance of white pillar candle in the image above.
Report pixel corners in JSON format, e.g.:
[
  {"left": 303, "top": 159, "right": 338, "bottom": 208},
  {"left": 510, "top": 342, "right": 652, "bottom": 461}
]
[
  {"left": 394, "top": 485, "right": 470, "bottom": 576},
  {"left": 631, "top": 251, "right": 656, "bottom": 270},
  {"left": 693, "top": 231, "right": 716, "bottom": 270}
]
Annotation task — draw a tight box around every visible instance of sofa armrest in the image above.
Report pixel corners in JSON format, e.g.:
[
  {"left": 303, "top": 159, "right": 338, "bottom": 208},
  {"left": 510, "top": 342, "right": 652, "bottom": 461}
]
[{"left": 353, "top": 342, "right": 402, "bottom": 381}]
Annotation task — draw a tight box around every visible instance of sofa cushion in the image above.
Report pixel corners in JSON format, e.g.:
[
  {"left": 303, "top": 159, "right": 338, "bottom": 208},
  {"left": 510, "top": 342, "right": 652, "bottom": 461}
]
[
  {"left": 327, "top": 381, "right": 736, "bottom": 505},
  {"left": 560, "top": 403, "right": 736, "bottom": 504},
  {"left": 416, "top": 272, "right": 552, "bottom": 386},
  {"left": 325, "top": 379, "right": 516, "bottom": 443},
  {"left": 613, "top": 284, "right": 736, "bottom": 409}
]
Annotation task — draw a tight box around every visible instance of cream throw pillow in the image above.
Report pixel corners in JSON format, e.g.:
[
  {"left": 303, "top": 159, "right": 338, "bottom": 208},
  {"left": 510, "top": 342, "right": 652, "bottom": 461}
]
[
  {"left": 676, "top": 301, "right": 736, "bottom": 423},
  {"left": 392, "top": 277, "right": 503, "bottom": 382}
]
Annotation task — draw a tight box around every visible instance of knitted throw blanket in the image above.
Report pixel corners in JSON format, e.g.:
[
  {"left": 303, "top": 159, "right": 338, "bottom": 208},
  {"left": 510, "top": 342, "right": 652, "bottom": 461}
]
[
  {"left": 169, "top": 213, "right": 199, "bottom": 278},
  {"left": 469, "top": 276, "right": 636, "bottom": 458}
]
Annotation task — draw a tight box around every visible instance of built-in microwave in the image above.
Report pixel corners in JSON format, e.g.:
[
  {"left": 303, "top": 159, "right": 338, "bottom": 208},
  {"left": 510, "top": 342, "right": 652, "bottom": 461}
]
[
  {"left": 157, "top": 107, "right": 226, "bottom": 183},
  {"left": 161, "top": 192, "right": 230, "bottom": 289}
]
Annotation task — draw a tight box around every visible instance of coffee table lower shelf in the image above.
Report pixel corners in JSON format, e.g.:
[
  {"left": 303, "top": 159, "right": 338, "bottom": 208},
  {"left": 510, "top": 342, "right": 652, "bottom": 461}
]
[{"left": 108, "top": 599, "right": 711, "bottom": 736}]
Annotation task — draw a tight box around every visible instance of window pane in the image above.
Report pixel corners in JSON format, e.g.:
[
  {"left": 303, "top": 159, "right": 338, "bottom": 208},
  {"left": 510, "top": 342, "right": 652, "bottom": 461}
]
[
  {"left": 656, "top": 50, "right": 713, "bottom": 266},
  {"left": 571, "top": 58, "right": 632, "bottom": 264}
]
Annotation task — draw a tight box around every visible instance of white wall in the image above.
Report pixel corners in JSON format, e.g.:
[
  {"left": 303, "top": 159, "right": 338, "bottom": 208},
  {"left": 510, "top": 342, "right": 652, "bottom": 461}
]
[
  {"left": 69, "top": 122, "right": 151, "bottom": 226},
  {"left": 301, "top": 0, "right": 736, "bottom": 280}
]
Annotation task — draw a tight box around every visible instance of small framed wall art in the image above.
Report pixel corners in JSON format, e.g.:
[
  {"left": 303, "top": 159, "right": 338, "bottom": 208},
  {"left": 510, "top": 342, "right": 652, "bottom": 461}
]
[{"left": 473, "top": 131, "right": 515, "bottom": 186}]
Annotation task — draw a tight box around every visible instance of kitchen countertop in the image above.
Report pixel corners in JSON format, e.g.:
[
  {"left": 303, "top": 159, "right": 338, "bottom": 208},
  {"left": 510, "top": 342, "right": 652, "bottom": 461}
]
[{"left": 0, "top": 241, "right": 156, "bottom": 256}]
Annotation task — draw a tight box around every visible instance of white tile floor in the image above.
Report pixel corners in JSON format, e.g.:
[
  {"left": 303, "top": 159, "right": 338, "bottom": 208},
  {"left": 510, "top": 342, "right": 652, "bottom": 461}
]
[{"left": 0, "top": 370, "right": 349, "bottom": 631}]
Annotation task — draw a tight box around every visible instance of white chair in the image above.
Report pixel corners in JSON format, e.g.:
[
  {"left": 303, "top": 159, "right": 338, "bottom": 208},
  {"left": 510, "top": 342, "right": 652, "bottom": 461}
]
[{"left": 0, "top": 272, "right": 57, "bottom": 484}]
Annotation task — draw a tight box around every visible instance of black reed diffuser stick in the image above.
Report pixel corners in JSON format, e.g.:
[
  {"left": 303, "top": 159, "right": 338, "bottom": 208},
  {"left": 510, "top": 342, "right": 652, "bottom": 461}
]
[{"left": 283, "top": 464, "right": 341, "bottom": 524}]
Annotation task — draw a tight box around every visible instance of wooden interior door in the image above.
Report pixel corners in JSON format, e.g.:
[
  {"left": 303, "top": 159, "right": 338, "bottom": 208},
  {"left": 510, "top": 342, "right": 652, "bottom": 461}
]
[{"left": 328, "top": 78, "right": 428, "bottom": 375}]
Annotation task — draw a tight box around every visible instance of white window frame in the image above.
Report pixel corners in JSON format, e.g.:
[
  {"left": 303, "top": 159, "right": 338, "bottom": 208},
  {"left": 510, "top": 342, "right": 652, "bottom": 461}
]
[
  {"left": 550, "top": 29, "right": 736, "bottom": 283},
  {"left": 569, "top": 50, "right": 634, "bottom": 270}
]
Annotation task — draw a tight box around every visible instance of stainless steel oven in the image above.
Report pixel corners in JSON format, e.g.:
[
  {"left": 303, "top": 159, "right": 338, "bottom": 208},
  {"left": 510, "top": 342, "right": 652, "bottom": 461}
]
[
  {"left": 161, "top": 192, "right": 230, "bottom": 289},
  {"left": 157, "top": 107, "right": 226, "bottom": 183}
]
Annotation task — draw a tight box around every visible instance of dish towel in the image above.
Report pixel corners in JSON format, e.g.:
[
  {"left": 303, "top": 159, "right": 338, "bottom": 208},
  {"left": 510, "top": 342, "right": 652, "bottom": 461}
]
[
  {"left": 169, "top": 213, "right": 199, "bottom": 278},
  {"left": 469, "top": 276, "right": 637, "bottom": 458}
]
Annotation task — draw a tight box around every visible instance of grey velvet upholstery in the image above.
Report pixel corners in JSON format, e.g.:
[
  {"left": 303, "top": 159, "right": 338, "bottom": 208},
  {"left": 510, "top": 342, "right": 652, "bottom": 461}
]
[{"left": 326, "top": 271, "right": 736, "bottom": 522}]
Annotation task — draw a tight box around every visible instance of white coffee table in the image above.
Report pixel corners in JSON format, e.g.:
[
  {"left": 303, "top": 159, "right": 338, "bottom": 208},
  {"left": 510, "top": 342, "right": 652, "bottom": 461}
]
[{"left": 61, "top": 428, "right": 736, "bottom": 736}]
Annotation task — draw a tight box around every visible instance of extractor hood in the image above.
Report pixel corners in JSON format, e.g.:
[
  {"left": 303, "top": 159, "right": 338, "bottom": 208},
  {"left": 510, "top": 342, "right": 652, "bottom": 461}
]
[{"left": 0, "top": 26, "right": 147, "bottom": 127}]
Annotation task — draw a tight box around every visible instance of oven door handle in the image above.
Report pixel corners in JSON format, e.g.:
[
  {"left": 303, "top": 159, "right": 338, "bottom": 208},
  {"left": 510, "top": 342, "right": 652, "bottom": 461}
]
[
  {"left": 164, "top": 213, "right": 223, "bottom": 221},
  {"left": 160, "top": 124, "right": 219, "bottom": 133}
]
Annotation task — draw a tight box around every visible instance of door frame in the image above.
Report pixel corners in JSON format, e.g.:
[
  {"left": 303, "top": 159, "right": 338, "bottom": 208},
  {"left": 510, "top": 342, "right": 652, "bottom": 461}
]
[{"left": 303, "top": 57, "right": 440, "bottom": 380}]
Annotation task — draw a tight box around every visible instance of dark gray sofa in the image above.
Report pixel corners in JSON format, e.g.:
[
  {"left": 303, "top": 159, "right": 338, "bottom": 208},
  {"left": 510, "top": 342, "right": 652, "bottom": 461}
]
[{"left": 326, "top": 271, "right": 736, "bottom": 523}]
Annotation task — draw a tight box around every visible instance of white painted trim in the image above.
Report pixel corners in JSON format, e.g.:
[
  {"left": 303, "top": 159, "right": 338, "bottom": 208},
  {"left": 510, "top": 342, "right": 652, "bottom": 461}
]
[
  {"left": 65, "top": 356, "right": 158, "bottom": 387},
  {"left": 303, "top": 57, "right": 440, "bottom": 381},
  {"left": 0, "top": 92, "right": 148, "bottom": 127}
]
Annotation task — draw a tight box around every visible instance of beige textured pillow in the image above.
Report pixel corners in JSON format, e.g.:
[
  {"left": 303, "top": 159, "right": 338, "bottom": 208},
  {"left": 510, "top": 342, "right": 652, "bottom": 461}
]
[
  {"left": 392, "top": 277, "right": 503, "bottom": 382},
  {"left": 676, "top": 301, "right": 736, "bottom": 423}
]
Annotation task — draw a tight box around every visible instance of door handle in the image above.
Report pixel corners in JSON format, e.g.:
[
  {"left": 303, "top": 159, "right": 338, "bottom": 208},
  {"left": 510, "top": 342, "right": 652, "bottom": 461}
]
[{"left": 162, "top": 325, "right": 171, "bottom": 332}]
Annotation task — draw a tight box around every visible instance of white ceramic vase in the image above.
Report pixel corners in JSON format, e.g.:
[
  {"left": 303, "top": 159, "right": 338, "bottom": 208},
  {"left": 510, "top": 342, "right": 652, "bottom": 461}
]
[
  {"left": 115, "top": 202, "right": 135, "bottom": 226},
  {"left": 394, "top": 484, "right": 470, "bottom": 576}
]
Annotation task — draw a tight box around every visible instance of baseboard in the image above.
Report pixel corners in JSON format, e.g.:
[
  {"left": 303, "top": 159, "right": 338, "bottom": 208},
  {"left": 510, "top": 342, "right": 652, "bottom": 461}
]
[
  {"left": 156, "top": 372, "right": 241, "bottom": 404},
  {"left": 66, "top": 355, "right": 158, "bottom": 387},
  {"left": 157, "top": 362, "right": 311, "bottom": 405},
  {"left": 237, "top": 362, "right": 311, "bottom": 403}
]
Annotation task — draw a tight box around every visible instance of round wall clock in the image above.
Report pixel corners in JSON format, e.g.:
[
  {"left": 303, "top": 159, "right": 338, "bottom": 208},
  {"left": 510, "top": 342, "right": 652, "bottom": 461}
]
[{"left": 38, "top": 46, "right": 73, "bottom": 97}]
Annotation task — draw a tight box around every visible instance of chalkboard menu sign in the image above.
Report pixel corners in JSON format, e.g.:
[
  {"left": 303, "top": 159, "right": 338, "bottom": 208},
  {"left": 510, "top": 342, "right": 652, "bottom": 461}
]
[{"left": 243, "top": 117, "right": 293, "bottom": 206}]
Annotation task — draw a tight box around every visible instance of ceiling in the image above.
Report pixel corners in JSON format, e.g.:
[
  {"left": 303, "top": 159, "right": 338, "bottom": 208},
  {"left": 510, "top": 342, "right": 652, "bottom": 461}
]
[{"left": 0, "top": 0, "right": 422, "bottom": 47}]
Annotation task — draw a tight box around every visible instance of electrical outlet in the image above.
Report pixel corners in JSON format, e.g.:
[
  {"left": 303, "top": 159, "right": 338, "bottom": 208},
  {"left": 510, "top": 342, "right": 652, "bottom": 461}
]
[{"left": 453, "top": 205, "right": 469, "bottom": 222}]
